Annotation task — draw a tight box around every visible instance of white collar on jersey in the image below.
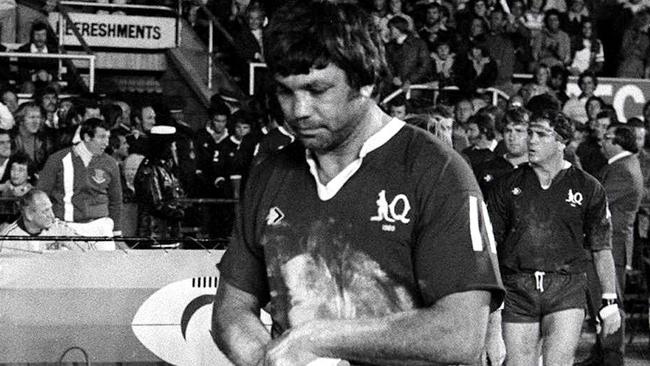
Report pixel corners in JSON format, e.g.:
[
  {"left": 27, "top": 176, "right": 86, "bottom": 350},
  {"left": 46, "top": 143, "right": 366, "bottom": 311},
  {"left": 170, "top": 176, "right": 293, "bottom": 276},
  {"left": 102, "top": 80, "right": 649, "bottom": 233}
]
[
  {"left": 608, "top": 150, "right": 633, "bottom": 165},
  {"left": 306, "top": 118, "right": 405, "bottom": 201}
]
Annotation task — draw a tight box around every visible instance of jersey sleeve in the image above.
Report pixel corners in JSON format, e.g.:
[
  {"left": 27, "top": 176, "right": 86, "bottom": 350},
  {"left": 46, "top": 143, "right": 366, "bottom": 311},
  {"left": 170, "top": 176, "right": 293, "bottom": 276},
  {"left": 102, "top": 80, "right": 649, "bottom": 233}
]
[
  {"left": 584, "top": 177, "right": 612, "bottom": 251},
  {"left": 217, "top": 158, "right": 273, "bottom": 305},
  {"left": 413, "top": 153, "right": 504, "bottom": 310}
]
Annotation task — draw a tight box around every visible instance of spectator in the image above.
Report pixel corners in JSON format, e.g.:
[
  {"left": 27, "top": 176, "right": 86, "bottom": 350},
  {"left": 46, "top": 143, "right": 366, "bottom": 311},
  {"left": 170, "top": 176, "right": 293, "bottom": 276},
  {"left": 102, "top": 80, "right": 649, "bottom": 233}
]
[
  {"left": 230, "top": 2, "right": 265, "bottom": 83},
  {"left": 522, "top": 0, "right": 546, "bottom": 37},
  {"left": 195, "top": 103, "right": 230, "bottom": 198},
  {"left": 582, "top": 124, "right": 644, "bottom": 366},
  {"left": 385, "top": 15, "right": 432, "bottom": 93},
  {"left": 128, "top": 104, "right": 156, "bottom": 155},
  {"left": 16, "top": 22, "right": 58, "bottom": 94},
  {"left": 101, "top": 103, "right": 124, "bottom": 131},
  {"left": 121, "top": 153, "right": 144, "bottom": 238},
  {"left": 533, "top": 9, "right": 572, "bottom": 68},
  {"left": 569, "top": 18, "right": 605, "bottom": 75},
  {"left": 370, "top": 0, "right": 391, "bottom": 43},
  {"left": 452, "top": 98, "right": 474, "bottom": 151},
  {"left": 509, "top": 0, "right": 535, "bottom": 72},
  {"left": 35, "top": 86, "right": 59, "bottom": 129},
  {"left": 628, "top": 117, "right": 650, "bottom": 269},
  {"left": 0, "top": 129, "right": 12, "bottom": 184},
  {"left": 458, "top": 16, "right": 489, "bottom": 56},
  {"left": 106, "top": 128, "right": 129, "bottom": 167},
  {"left": 1, "top": 152, "right": 34, "bottom": 197},
  {"left": 431, "top": 38, "right": 456, "bottom": 86},
  {"left": 386, "top": 0, "right": 414, "bottom": 32},
  {"left": 549, "top": 64, "right": 570, "bottom": 104},
  {"left": 0, "top": 97, "right": 14, "bottom": 131},
  {"left": 38, "top": 118, "right": 123, "bottom": 236},
  {"left": 0, "top": 190, "right": 95, "bottom": 252},
  {"left": 585, "top": 95, "right": 605, "bottom": 127},
  {"left": 576, "top": 109, "right": 612, "bottom": 176},
  {"left": 0, "top": 0, "right": 16, "bottom": 44},
  {"left": 561, "top": 0, "right": 590, "bottom": 37},
  {"left": 113, "top": 100, "right": 132, "bottom": 135},
  {"left": 562, "top": 70, "right": 597, "bottom": 123},
  {"left": 12, "top": 101, "right": 52, "bottom": 170},
  {"left": 456, "top": 0, "right": 490, "bottom": 38},
  {"left": 453, "top": 42, "right": 498, "bottom": 95},
  {"left": 418, "top": 3, "right": 453, "bottom": 53},
  {"left": 387, "top": 95, "right": 408, "bottom": 120},
  {"left": 134, "top": 125, "right": 185, "bottom": 247},
  {"left": 1, "top": 88, "right": 19, "bottom": 115},
  {"left": 485, "top": 9, "right": 526, "bottom": 93},
  {"left": 526, "top": 63, "right": 552, "bottom": 98},
  {"left": 616, "top": 10, "right": 650, "bottom": 78}
]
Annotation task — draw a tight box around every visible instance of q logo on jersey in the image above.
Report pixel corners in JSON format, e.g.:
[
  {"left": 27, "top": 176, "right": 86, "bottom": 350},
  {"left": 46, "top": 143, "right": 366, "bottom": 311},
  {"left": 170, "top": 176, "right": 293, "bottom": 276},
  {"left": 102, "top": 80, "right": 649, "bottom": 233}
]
[
  {"left": 370, "top": 190, "right": 411, "bottom": 231},
  {"left": 566, "top": 189, "right": 583, "bottom": 207}
]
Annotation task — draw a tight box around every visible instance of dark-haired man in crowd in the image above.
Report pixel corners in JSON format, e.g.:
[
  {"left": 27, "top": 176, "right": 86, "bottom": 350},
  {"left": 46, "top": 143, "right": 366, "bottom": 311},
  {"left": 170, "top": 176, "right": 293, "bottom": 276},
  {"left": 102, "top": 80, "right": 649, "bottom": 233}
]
[
  {"left": 16, "top": 21, "right": 58, "bottom": 93},
  {"left": 212, "top": 1, "right": 504, "bottom": 365},
  {"left": 462, "top": 113, "right": 498, "bottom": 170},
  {"left": 128, "top": 104, "right": 156, "bottom": 155}
]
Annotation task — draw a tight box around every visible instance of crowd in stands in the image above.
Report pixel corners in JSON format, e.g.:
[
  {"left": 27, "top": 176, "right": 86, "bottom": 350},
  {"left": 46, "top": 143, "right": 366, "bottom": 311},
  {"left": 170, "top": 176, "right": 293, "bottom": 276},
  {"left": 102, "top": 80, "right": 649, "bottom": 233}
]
[{"left": 1, "top": 0, "right": 650, "bottom": 249}]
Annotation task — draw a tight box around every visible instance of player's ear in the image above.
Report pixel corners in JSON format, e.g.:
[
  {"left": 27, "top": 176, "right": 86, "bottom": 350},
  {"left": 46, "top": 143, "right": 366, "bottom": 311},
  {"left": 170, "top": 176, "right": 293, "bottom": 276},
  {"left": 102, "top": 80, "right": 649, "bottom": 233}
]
[{"left": 360, "top": 85, "right": 374, "bottom": 98}]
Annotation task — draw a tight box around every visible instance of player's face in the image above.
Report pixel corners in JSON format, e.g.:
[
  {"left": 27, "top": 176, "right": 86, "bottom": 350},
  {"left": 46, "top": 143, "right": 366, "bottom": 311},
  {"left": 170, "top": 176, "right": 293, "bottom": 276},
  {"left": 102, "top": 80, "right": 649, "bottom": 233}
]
[
  {"left": 465, "top": 123, "right": 480, "bottom": 145},
  {"left": 504, "top": 123, "right": 528, "bottom": 157},
  {"left": 23, "top": 108, "right": 42, "bottom": 134},
  {"left": 84, "top": 127, "right": 110, "bottom": 156},
  {"left": 528, "top": 121, "right": 563, "bottom": 164},
  {"left": 10, "top": 163, "right": 28, "bottom": 186},
  {"left": 28, "top": 193, "right": 55, "bottom": 230},
  {"left": 275, "top": 63, "right": 370, "bottom": 153}
]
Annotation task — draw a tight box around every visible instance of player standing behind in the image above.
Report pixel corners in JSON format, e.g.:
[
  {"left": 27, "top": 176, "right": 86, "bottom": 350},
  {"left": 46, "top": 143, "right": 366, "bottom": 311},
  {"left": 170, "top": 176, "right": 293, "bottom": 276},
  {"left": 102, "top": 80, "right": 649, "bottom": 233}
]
[{"left": 486, "top": 110, "right": 620, "bottom": 365}]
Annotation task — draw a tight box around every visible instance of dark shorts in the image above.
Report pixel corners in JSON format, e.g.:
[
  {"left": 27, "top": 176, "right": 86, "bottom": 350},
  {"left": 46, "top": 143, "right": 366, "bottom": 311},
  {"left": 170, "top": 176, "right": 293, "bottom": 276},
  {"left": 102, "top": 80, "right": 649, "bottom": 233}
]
[{"left": 502, "top": 272, "right": 586, "bottom": 323}]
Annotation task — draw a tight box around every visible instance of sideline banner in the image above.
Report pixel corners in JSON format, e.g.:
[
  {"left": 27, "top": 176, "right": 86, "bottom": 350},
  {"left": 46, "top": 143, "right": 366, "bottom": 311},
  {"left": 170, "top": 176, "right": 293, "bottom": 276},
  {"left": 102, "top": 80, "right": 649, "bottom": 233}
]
[
  {"left": 48, "top": 12, "right": 176, "bottom": 49},
  {"left": 566, "top": 77, "right": 650, "bottom": 122},
  {"left": 0, "top": 250, "right": 235, "bottom": 365}
]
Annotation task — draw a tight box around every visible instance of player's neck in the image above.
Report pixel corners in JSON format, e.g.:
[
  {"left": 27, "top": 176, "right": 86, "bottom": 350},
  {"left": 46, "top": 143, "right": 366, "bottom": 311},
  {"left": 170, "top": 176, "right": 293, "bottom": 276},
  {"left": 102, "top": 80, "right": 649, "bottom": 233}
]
[
  {"left": 531, "top": 155, "right": 566, "bottom": 187},
  {"left": 505, "top": 153, "right": 528, "bottom": 167},
  {"left": 312, "top": 105, "right": 391, "bottom": 184}
]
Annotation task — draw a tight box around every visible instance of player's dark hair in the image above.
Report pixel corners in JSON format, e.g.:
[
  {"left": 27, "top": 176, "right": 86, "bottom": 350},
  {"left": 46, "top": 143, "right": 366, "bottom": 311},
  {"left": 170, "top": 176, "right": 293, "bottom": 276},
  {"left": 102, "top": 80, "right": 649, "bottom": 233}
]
[
  {"left": 469, "top": 113, "right": 496, "bottom": 140},
  {"left": 610, "top": 124, "right": 638, "bottom": 153},
  {"left": 531, "top": 110, "right": 574, "bottom": 142},
  {"left": 264, "top": 0, "right": 388, "bottom": 92},
  {"left": 504, "top": 107, "right": 531, "bottom": 126}
]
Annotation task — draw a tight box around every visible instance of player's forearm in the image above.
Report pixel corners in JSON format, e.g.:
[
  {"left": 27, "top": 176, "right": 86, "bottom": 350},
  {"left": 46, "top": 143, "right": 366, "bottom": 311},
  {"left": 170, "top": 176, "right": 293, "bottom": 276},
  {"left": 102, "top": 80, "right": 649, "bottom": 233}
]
[
  {"left": 295, "top": 291, "right": 491, "bottom": 365},
  {"left": 212, "top": 306, "right": 270, "bottom": 366},
  {"left": 592, "top": 249, "right": 618, "bottom": 296}
]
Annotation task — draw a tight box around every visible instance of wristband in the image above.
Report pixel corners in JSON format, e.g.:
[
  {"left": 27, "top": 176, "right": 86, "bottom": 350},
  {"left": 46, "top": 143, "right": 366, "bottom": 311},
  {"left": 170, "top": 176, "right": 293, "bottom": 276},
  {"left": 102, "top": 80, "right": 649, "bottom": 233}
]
[
  {"left": 599, "top": 304, "right": 618, "bottom": 320},
  {"left": 602, "top": 292, "right": 617, "bottom": 300}
]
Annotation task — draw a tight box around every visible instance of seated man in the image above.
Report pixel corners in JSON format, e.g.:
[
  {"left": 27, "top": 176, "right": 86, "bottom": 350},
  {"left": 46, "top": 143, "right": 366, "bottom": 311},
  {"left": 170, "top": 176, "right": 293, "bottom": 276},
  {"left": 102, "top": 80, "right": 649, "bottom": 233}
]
[{"left": 0, "top": 190, "right": 103, "bottom": 252}]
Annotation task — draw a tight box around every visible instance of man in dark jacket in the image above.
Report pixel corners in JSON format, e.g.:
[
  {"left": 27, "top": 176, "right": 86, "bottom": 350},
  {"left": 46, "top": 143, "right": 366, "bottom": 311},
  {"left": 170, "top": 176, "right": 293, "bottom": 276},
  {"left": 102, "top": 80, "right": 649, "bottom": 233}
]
[{"left": 385, "top": 15, "right": 432, "bottom": 93}]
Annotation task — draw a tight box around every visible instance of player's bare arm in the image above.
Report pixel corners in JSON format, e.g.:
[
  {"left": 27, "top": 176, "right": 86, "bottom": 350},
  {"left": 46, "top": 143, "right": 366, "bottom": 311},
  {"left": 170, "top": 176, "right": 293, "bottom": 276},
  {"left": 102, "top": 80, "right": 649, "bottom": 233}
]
[
  {"left": 591, "top": 248, "right": 621, "bottom": 336},
  {"left": 212, "top": 280, "right": 271, "bottom": 366},
  {"left": 262, "top": 290, "right": 492, "bottom": 366}
]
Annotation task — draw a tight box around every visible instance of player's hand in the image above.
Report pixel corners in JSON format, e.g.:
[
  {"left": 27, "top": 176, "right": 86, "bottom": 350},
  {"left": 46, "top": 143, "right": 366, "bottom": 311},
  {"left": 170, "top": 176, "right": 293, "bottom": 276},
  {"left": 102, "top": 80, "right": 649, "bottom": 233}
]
[
  {"left": 598, "top": 304, "right": 621, "bottom": 337},
  {"left": 262, "top": 328, "right": 319, "bottom": 366}
]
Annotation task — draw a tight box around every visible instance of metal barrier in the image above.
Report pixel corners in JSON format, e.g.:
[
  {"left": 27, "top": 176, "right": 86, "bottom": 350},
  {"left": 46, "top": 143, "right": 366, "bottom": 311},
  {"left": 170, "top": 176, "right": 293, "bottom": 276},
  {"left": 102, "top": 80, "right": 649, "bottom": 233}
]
[{"left": 380, "top": 83, "right": 512, "bottom": 108}]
